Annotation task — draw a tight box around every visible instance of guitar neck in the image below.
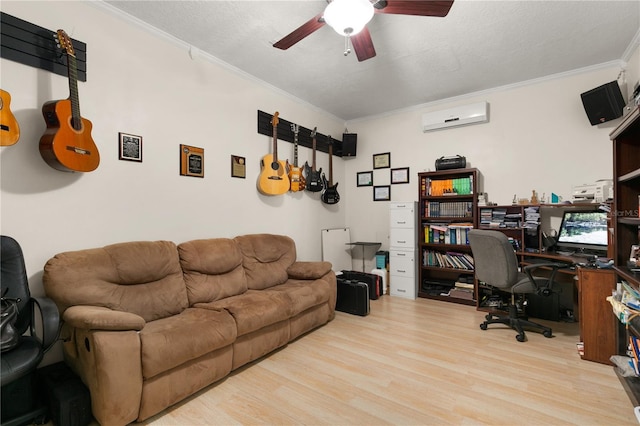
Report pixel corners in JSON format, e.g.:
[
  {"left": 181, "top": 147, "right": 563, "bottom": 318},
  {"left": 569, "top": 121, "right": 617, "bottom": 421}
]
[
  {"left": 272, "top": 126, "right": 278, "bottom": 161},
  {"left": 67, "top": 53, "right": 82, "bottom": 131},
  {"left": 293, "top": 134, "right": 299, "bottom": 167},
  {"left": 328, "top": 143, "right": 333, "bottom": 186},
  {"left": 312, "top": 137, "right": 317, "bottom": 170}
]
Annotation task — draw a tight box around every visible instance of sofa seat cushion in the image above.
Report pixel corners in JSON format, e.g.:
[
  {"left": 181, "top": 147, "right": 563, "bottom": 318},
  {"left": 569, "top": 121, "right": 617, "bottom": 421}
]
[
  {"left": 140, "top": 308, "right": 236, "bottom": 379},
  {"left": 266, "top": 279, "right": 332, "bottom": 316},
  {"left": 195, "top": 290, "right": 291, "bottom": 336}
]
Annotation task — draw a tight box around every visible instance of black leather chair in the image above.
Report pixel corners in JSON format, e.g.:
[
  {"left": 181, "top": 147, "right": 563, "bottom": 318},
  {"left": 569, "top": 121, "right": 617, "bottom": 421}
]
[
  {"left": 1, "top": 235, "right": 60, "bottom": 425},
  {"left": 468, "top": 229, "right": 565, "bottom": 342}
]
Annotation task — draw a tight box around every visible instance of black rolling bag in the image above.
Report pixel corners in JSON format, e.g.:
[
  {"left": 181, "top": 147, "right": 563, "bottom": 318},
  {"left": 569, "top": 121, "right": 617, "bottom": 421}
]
[
  {"left": 336, "top": 278, "right": 370, "bottom": 316},
  {"left": 339, "top": 270, "right": 382, "bottom": 300}
]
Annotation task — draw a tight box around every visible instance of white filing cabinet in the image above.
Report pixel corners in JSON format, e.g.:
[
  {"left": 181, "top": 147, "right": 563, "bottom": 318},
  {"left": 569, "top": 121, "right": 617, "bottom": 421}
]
[{"left": 389, "top": 202, "right": 417, "bottom": 299}]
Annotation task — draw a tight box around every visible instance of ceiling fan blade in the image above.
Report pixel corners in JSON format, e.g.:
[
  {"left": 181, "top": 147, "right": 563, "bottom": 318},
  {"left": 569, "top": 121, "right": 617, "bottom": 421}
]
[
  {"left": 273, "top": 13, "right": 326, "bottom": 50},
  {"left": 375, "top": 0, "right": 454, "bottom": 17},
  {"left": 351, "top": 27, "right": 376, "bottom": 62}
]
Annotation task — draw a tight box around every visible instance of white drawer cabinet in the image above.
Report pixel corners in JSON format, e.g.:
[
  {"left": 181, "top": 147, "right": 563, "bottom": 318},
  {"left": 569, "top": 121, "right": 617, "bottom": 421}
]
[{"left": 390, "top": 202, "right": 417, "bottom": 299}]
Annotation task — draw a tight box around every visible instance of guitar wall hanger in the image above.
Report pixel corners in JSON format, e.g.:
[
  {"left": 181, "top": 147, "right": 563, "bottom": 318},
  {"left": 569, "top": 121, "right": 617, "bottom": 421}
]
[
  {"left": 1, "top": 12, "right": 87, "bottom": 82},
  {"left": 257, "top": 110, "right": 347, "bottom": 157}
]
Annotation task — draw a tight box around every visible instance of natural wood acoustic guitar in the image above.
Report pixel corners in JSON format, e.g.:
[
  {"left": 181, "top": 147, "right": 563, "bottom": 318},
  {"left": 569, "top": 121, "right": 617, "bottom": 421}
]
[
  {"left": 39, "top": 29, "right": 100, "bottom": 172},
  {"left": 320, "top": 137, "right": 340, "bottom": 205},
  {"left": 0, "top": 89, "right": 20, "bottom": 146},
  {"left": 288, "top": 123, "right": 306, "bottom": 192},
  {"left": 303, "top": 127, "right": 323, "bottom": 192},
  {"left": 257, "top": 112, "right": 290, "bottom": 195}
]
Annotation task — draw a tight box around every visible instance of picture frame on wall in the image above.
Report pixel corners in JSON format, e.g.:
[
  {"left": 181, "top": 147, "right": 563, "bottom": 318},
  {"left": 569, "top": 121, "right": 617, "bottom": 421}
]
[
  {"left": 373, "top": 152, "right": 391, "bottom": 169},
  {"left": 180, "top": 144, "right": 204, "bottom": 177},
  {"left": 118, "top": 132, "right": 142, "bottom": 162},
  {"left": 357, "top": 171, "right": 373, "bottom": 187},
  {"left": 231, "top": 155, "right": 246, "bottom": 178},
  {"left": 373, "top": 185, "right": 391, "bottom": 201},
  {"left": 391, "top": 167, "right": 410, "bottom": 184}
]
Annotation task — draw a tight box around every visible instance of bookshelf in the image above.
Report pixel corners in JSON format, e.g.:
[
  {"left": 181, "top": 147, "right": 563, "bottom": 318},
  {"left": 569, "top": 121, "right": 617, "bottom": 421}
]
[
  {"left": 610, "top": 106, "right": 640, "bottom": 406},
  {"left": 417, "top": 168, "right": 480, "bottom": 305}
]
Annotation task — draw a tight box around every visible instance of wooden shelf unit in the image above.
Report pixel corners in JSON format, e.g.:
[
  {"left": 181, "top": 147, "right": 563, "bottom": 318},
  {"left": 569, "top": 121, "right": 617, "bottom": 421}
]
[
  {"left": 610, "top": 106, "right": 640, "bottom": 406},
  {"left": 417, "top": 168, "right": 480, "bottom": 306}
]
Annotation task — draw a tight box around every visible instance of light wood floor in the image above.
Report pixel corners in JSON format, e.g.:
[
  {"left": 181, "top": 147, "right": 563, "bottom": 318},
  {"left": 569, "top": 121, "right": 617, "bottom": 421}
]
[{"left": 139, "top": 296, "right": 637, "bottom": 425}]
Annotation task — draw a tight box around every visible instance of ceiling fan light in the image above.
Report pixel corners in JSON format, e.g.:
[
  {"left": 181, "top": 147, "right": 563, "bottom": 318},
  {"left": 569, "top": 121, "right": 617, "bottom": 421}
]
[{"left": 324, "top": 0, "right": 374, "bottom": 37}]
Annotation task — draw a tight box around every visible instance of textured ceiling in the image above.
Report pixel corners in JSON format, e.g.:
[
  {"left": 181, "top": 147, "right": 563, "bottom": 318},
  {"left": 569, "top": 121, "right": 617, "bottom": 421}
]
[{"left": 104, "top": 0, "right": 640, "bottom": 121}]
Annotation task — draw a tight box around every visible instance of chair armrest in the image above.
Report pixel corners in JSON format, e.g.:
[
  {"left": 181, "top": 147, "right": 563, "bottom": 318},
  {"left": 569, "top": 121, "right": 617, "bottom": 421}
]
[
  {"left": 63, "top": 306, "right": 145, "bottom": 331},
  {"left": 523, "top": 262, "right": 570, "bottom": 292},
  {"left": 287, "top": 261, "right": 333, "bottom": 280},
  {"left": 31, "top": 296, "right": 61, "bottom": 352}
]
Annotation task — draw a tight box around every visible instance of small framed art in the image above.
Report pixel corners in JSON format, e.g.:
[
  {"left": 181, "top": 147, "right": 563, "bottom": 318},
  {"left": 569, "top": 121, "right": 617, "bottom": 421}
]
[
  {"left": 118, "top": 132, "right": 142, "bottom": 162},
  {"left": 357, "top": 171, "right": 373, "bottom": 187},
  {"left": 231, "top": 155, "right": 246, "bottom": 178},
  {"left": 180, "top": 144, "right": 204, "bottom": 178},
  {"left": 373, "top": 152, "right": 391, "bottom": 169},
  {"left": 373, "top": 185, "right": 391, "bottom": 201},
  {"left": 391, "top": 167, "right": 410, "bottom": 184}
]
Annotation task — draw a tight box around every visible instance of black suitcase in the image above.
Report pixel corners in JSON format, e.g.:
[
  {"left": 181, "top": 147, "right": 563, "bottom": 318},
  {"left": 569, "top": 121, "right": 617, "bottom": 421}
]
[
  {"left": 336, "top": 278, "right": 370, "bottom": 316},
  {"left": 340, "top": 270, "right": 382, "bottom": 300}
]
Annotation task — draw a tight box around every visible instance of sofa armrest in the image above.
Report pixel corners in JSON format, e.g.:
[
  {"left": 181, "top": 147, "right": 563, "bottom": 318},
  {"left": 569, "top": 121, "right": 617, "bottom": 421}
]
[
  {"left": 63, "top": 306, "right": 146, "bottom": 331},
  {"left": 287, "top": 261, "right": 333, "bottom": 280}
]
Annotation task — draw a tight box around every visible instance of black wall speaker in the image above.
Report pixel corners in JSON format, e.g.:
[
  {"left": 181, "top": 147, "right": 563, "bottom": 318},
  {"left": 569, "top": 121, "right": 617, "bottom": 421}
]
[
  {"left": 580, "top": 81, "right": 626, "bottom": 125},
  {"left": 342, "top": 133, "right": 357, "bottom": 157}
]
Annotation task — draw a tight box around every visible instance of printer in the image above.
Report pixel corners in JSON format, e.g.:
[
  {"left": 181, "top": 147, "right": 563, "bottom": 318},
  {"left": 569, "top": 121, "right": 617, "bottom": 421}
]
[{"left": 572, "top": 179, "right": 613, "bottom": 203}]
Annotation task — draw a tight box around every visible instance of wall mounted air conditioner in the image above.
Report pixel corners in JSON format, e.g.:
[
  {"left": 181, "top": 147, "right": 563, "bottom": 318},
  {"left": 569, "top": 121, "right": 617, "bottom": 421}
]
[{"left": 422, "top": 101, "right": 489, "bottom": 132}]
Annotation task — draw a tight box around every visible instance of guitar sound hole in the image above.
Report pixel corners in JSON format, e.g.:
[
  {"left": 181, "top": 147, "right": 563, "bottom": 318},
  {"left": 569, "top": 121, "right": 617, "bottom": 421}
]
[{"left": 270, "top": 161, "right": 279, "bottom": 171}]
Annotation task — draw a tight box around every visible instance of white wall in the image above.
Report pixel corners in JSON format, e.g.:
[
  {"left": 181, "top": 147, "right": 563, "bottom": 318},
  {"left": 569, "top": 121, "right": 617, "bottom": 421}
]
[
  {"left": 1, "top": 2, "right": 638, "bottom": 299},
  {"left": 0, "top": 1, "right": 348, "bottom": 301},
  {"left": 343, "top": 47, "right": 640, "bottom": 256}
]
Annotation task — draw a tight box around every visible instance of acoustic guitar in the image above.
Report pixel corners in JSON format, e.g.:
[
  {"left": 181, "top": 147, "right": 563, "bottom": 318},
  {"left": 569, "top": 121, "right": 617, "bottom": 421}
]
[
  {"left": 321, "top": 136, "right": 340, "bottom": 205},
  {"left": 257, "top": 112, "right": 290, "bottom": 195},
  {"left": 303, "top": 127, "right": 323, "bottom": 192},
  {"left": 0, "top": 89, "right": 20, "bottom": 146},
  {"left": 39, "top": 29, "right": 100, "bottom": 172},
  {"left": 288, "top": 123, "right": 306, "bottom": 192}
]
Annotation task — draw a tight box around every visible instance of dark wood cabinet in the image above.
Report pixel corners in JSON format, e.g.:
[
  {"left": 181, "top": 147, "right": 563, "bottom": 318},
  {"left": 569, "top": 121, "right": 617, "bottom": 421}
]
[{"left": 578, "top": 268, "right": 617, "bottom": 365}]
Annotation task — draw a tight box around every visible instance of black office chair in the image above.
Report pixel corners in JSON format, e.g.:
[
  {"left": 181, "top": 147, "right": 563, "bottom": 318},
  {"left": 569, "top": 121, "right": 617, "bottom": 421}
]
[
  {"left": 1, "top": 235, "right": 60, "bottom": 425},
  {"left": 468, "top": 229, "right": 565, "bottom": 342}
]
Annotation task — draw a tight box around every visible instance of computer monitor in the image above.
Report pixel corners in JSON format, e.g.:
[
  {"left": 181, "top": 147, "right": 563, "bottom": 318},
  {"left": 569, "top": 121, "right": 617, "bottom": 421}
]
[{"left": 555, "top": 210, "right": 608, "bottom": 255}]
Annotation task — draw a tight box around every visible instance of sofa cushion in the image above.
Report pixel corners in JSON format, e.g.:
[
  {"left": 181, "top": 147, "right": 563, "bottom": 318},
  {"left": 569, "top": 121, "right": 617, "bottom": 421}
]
[
  {"left": 140, "top": 307, "right": 236, "bottom": 379},
  {"left": 195, "top": 290, "right": 291, "bottom": 336},
  {"left": 266, "top": 279, "right": 332, "bottom": 316},
  {"left": 233, "top": 234, "right": 296, "bottom": 290},
  {"left": 43, "top": 241, "right": 188, "bottom": 322},
  {"left": 178, "top": 238, "right": 248, "bottom": 304}
]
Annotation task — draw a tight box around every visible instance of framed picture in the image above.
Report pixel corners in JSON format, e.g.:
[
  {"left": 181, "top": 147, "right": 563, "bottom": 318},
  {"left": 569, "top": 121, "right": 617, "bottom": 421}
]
[
  {"left": 373, "top": 185, "right": 391, "bottom": 201},
  {"left": 180, "top": 144, "right": 204, "bottom": 178},
  {"left": 391, "top": 167, "right": 410, "bottom": 184},
  {"left": 231, "top": 155, "right": 246, "bottom": 178},
  {"left": 373, "top": 152, "right": 391, "bottom": 169},
  {"left": 118, "top": 132, "right": 142, "bottom": 162},
  {"left": 357, "top": 171, "right": 373, "bottom": 187}
]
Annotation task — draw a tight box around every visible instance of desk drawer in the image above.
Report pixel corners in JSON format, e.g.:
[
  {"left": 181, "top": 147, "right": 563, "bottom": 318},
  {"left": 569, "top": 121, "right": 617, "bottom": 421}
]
[
  {"left": 390, "top": 228, "right": 415, "bottom": 249},
  {"left": 390, "top": 251, "right": 415, "bottom": 277}
]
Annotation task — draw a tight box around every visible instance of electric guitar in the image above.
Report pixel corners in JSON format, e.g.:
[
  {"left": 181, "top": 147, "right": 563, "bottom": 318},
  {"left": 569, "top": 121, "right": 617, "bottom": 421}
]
[
  {"left": 257, "top": 111, "right": 290, "bottom": 195},
  {"left": 0, "top": 89, "right": 20, "bottom": 146},
  {"left": 304, "top": 127, "right": 323, "bottom": 192},
  {"left": 321, "top": 136, "right": 340, "bottom": 205},
  {"left": 288, "top": 123, "right": 306, "bottom": 192},
  {"left": 39, "top": 29, "right": 100, "bottom": 172}
]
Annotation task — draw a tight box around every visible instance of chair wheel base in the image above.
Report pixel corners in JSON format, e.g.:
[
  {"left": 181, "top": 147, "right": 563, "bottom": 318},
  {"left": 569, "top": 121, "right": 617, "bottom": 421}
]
[
  {"left": 480, "top": 322, "right": 488, "bottom": 330},
  {"left": 516, "top": 333, "right": 526, "bottom": 342}
]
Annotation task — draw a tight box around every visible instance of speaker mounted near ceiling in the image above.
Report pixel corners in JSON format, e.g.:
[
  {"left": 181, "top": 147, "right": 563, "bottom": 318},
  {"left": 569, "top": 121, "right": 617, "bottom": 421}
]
[
  {"left": 341, "top": 133, "right": 357, "bottom": 157},
  {"left": 580, "top": 81, "right": 626, "bottom": 126}
]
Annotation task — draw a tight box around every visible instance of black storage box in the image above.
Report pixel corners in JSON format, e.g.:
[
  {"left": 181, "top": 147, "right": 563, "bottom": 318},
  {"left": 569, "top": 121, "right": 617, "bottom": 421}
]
[
  {"left": 339, "top": 270, "right": 382, "bottom": 300},
  {"left": 336, "top": 278, "right": 370, "bottom": 316},
  {"left": 37, "top": 362, "right": 92, "bottom": 426}
]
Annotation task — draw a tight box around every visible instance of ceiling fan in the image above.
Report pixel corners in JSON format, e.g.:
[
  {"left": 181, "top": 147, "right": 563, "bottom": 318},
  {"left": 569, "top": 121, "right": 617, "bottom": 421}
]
[{"left": 273, "top": 0, "right": 455, "bottom": 62}]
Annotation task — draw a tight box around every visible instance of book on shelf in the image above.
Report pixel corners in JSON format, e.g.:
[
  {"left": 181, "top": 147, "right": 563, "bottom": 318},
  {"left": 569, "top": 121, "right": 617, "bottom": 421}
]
[
  {"left": 421, "top": 176, "right": 473, "bottom": 197},
  {"left": 423, "top": 223, "right": 474, "bottom": 245},
  {"left": 422, "top": 249, "right": 474, "bottom": 270}
]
